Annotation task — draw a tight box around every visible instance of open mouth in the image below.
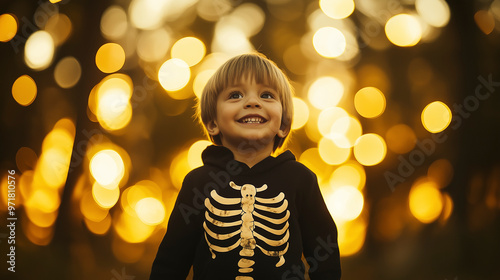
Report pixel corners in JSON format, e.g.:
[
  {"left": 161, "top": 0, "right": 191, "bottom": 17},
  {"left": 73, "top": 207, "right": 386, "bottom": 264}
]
[{"left": 238, "top": 116, "right": 267, "bottom": 124}]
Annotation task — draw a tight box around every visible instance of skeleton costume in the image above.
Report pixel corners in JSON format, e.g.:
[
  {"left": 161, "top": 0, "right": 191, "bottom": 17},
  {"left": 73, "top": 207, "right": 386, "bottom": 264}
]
[{"left": 150, "top": 145, "right": 341, "bottom": 280}]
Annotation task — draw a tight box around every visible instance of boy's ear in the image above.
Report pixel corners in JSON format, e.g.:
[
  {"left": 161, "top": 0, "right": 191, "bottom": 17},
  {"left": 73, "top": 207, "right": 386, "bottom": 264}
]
[
  {"left": 206, "top": 120, "right": 220, "bottom": 136},
  {"left": 277, "top": 123, "right": 290, "bottom": 138}
]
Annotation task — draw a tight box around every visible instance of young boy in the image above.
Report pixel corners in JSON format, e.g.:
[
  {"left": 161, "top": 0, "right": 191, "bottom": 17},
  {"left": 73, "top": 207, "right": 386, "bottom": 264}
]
[{"left": 150, "top": 53, "right": 341, "bottom": 280}]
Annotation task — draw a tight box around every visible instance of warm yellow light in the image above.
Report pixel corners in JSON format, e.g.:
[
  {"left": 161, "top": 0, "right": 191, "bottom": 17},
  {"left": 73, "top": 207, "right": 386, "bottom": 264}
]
[
  {"left": 474, "top": 10, "right": 496, "bottom": 35},
  {"left": 114, "top": 210, "right": 155, "bottom": 243},
  {"left": 385, "top": 14, "right": 422, "bottom": 47},
  {"left": 137, "top": 28, "right": 171, "bottom": 62},
  {"left": 135, "top": 197, "right": 166, "bottom": 225},
  {"left": 319, "top": 0, "right": 355, "bottom": 19},
  {"left": 25, "top": 189, "right": 60, "bottom": 214},
  {"left": 171, "top": 37, "right": 206, "bottom": 67},
  {"left": 326, "top": 185, "right": 364, "bottom": 222},
  {"left": 129, "top": 0, "right": 166, "bottom": 30},
  {"left": 421, "top": 101, "right": 452, "bottom": 133},
  {"left": 292, "top": 97, "right": 309, "bottom": 130},
  {"left": 25, "top": 30, "right": 54, "bottom": 70},
  {"left": 354, "top": 87, "right": 386, "bottom": 118},
  {"left": 84, "top": 214, "right": 111, "bottom": 235},
  {"left": 330, "top": 116, "right": 362, "bottom": 148},
  {"left": 158, "top": 58, "right": 191, "bottom": 94},
  {"left": 95, "top": 43, "right": 125, "bottom": 73},
  {"left": 95, "top": 76, "right": 133, "bottom": 131},
  {"left": 92, "top": 182, "right": 120, "bottom": 209},
  {"left": 441, "top": 192, "right": 453, "bottom": 222},
  {"left": 54, "top": 56, "right": 81, "bottom": 89},
  {"left": 337, "top": 218, "right": 367, "bottom": 256},
  {"left": 385, "top": 124, "right": 417, "bottom": 154},
  {"left": 317, "top": 107, "right": 349, "bottom": 137},
  {"left": 24, "top": 206, "right": 58, "bottom": 228},
  {"left": 80, "top": 190, "right": 109, "bottom": 222},
  {"left": 329, "top": 162, "right": 366, "bottom": 190},
  {"left": 409, "top": 179, "right": 443, "bottom": 223},
  {"left": 188, "top": 140, "right": 212, "bottom": 169},
  {"left": 44, "top": 14, "right": 72, "bottom": 46},
  {"left": 193, "top": 69, "right": 216, "bottom": 99},
  {"left": 308, "top": 77, "right": 344, "bottom": 109},
  {"left": 0, "top": 14, "right": 17, "bottom": 42},
  {"left": 229, "top": 3, "right": 266, "bottom": 37},
  {"left": 353, "top": 134, "right": 387, "bottom": 166},
  {"left": 38, "top": 147, "right": 71, "bottom": 188},
  {"left": 100, "top": 5, "right": 128, "bottom": 40},
  {"left": 415, "top": 0, "right": 450, "bottom": 28},
  {"left": 212, "top": 25, "right": 253, "bottom": 55},
  {"left": 12, "top": 75, "right": 37, "bottom": 106},
  {"left": 313, "top": 27, "right": 346, "bottom": 58},
  {"left": 299, "top": 148, "right": 327, "bottom": 181},
  {"left": 318, "top": 137, "right": 350, "bottom": 166},
  {"left": 170, "top": 150, "right": 191, "bottom": 189},
  {"left": 90, "top": 149, "right": 125, "bottom": 187},
  {"left": 427, "top": 159, "right": 454, "bottom": 188}
]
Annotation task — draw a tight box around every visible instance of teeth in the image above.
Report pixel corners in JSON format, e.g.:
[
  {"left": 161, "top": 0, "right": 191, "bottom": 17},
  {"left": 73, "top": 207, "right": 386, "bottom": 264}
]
[{"left": 241, "top": 117, "right": 265, "bottom": 123}]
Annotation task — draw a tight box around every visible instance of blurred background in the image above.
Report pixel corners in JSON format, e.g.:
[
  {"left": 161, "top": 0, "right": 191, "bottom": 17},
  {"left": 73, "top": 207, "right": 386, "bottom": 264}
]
[{"left": 1, "top": 0, "right": 499, "bottom": 279}]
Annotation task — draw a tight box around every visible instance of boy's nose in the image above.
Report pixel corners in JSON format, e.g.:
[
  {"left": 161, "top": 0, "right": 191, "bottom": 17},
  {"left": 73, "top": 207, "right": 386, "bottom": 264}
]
[{"left": 244, "top": 96, "right": 261, "bottom": 108}]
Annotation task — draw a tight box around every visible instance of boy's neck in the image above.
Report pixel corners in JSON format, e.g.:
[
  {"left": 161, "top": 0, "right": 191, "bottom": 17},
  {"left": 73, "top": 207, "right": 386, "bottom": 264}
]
[{"left": 222, "top": 141, "right": 274, "bottom": 168}]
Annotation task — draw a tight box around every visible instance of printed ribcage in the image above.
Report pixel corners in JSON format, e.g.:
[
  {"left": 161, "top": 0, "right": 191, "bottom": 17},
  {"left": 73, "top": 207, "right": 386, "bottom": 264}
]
[{"left": 204, "top": 181, "right": 290, "bottom": 279}]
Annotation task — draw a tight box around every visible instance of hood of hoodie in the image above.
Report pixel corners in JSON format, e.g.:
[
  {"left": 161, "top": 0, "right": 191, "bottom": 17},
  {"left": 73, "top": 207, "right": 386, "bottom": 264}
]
[{"left": 201, "top": 145, "right": 296, "bottom": 175}]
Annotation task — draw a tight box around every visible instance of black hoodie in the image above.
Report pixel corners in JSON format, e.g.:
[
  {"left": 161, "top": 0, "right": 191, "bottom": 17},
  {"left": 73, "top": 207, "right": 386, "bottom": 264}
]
[{"left": 150, "top": 145, "right": 341, "bottom": 280}]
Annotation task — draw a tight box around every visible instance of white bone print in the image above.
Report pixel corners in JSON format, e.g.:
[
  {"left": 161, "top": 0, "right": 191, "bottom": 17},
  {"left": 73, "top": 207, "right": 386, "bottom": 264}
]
[{"left": 204, "top": 181, "right": 290, "bottom": 280}]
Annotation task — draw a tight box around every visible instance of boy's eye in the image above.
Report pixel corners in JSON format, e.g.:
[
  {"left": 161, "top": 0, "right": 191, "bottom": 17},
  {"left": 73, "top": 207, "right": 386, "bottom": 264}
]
[
  {"left": 229, "top": 91, "right": 243, "bottom": 99},
  {"left": 261, "top": 91, "right": 274, "bottom": 99}
]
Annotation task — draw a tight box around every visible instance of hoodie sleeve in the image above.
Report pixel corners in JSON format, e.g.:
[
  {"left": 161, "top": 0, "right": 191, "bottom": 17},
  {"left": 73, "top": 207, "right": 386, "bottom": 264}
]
[
  {"left": 297, "top": 169, "right": 341, "bottom": 280},
  {"left": 149, "top": 171, "right": 204, "bottom": 280}
]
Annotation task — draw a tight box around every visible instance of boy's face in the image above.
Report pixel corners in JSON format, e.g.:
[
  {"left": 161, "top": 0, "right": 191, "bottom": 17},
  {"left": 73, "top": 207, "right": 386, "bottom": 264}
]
[{"left": 207, "top": 75, "right": 288, "bottom": 152}]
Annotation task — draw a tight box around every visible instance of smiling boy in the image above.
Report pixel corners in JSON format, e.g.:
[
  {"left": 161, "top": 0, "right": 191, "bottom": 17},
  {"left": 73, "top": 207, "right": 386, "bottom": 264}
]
[{"left": 150, "top": 53, "right": 341, "bottom": 280}]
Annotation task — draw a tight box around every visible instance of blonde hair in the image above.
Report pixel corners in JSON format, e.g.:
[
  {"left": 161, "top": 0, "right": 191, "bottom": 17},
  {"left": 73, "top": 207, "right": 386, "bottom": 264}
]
[{"left": 198, "top": 53, "right": 294, "bottom": 152}]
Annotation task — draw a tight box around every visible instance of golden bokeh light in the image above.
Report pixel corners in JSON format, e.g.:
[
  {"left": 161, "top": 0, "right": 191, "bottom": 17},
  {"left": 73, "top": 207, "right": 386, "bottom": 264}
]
[
  {"left": 100, "top": 5, "right": 128, "bottom": 40},
  {"left": 90, "top": 149, "right": 125, "bottom": 187},
  {"left": 229, "top": 3, "right": 266, "bottom": 37},
  {"left": 54, "top": 56, "right": 82, "bottom": 89},
  {"left": 188, "top": 140, "right": 212, "bottom": 169},
  {"left": 95, "top": 75, "right": 133, "bottom": 131},
  {"left": 385, "top": 14, "right": 422, "bottom": 47},
  {"left": 421, "top": 101, "right": 452, "bottom": 133},
  {"left": 135, "top": 197, "right": 166, "bottom": 225},
  {"left": 24, "top": 204, "right": 58, "bottom": 228},
  {"left": 137, "top": 28, "right": 172, "bottom": 62},
  {"left": 409, "top": 178, "right": 443, "bottom": 223},
  {"left": 170, "top": 150, "right": 191, "bottom": 189},
  {"left": 95, "top": 43, "right": 126, "bottom": 73},
  {"left": 25, "top": 30, "right": 55, "bottom": 70},
  {"left": 212, "top": 24, "right": 253, "bottom": 55},
  {"left": 44, "top": 14, "right": 72, "bottom": 46},
  {"left": 80, "top": 190, "right": 109, "bottom": 222},
  {"left": 474, "top": 10, "right": 496, "bottom": 35},
  {"left": 326, "top": 185, "right": 364, "bottom": 222},
  {"left": 25, "top": 189, "right": 60, "bottom": 214},
  {"left": 313, "top": 27, "right": 347, "bottom": 58},
  {"left": 158, "top": 58, "right": 191, "bottom": 94},
  {"left": 24, "top": 221, "right": 54, "bottom": 246},
  {"left": 0, "top": 13, "right": 17, "bottom": 42},
  {"left": 38, "top": 147, "right": 72, "bottom": 188},
  {"left": 92, "top": 182, "right": 120, "bottom": 209},
  {"left": 16, "top": 146, "right": 38, "bottom": 173},
  {"left": 129, "top": 0, "right": 166, "bottom": 30},
  {"left": 354, "top": 87, "right": 386, "bottom": 118},
  {"left": 353, "top": 134, "right": 387, "bottom": 166},
  {"left": 12, "top": 75, "right": 37, "bottom": 106},
  {"left": 337, "top": 218, "right": 367, "bottom": 256},
  {"left": 319, "top": 0, "right": 355, "bottom": 19},
  {"left": 318, "top": 137, "right": 351, "bottom": 166},
  {"left": 329, "top": 162, "right": 366, "bottom": 190},
  {"left": 415, "top": 0, "right": 451, "bottom": 28},
  {"left": 171, "top": 37, "right": 206, "bottom": 67},
  {"left": 317, "top": 107, "right": 349, "bottom": 137},
  {"left": 330, "top": 116, "right": 362, "bottom": 148},
  {"left": 114, "top": 210, "right": 155, "bottom": 243},
  {"left": 428, "top": 158, "right": 454, "bottom": 188},
  {"left": 84, "top": 214, "right": 112, "bottom": 235},
  {"left": 299, "top": 148, "right": 329, "bottom": 182},
  {"left": 121, "top": 180, "right": 162, "bottom": 216},
  {"left": 308, "top": 77, "right": 344, "bottom": 109},
  {"left": 291, "top": 97, "right": 310, "bottom": 130},
  {"left": 441, "top": 192, "right": 454, "bottom": 222},
  {"left": 193, "top": 69, "right": 216, "bottom": 98},
  {"left": 385, "top": 124, "right": 417, "bottom": 154}
]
